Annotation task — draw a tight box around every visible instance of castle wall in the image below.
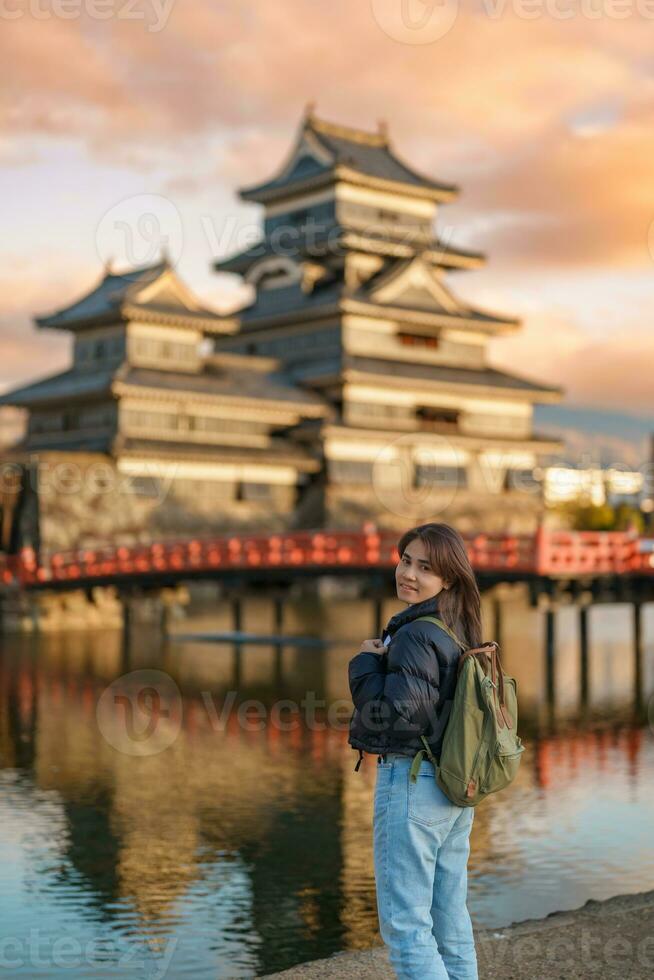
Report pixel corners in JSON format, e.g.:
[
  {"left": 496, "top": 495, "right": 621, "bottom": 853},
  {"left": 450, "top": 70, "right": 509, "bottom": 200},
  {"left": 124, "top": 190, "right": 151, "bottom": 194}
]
[{"left": 2, "top": 451, "right": 301, "bottom": 555}]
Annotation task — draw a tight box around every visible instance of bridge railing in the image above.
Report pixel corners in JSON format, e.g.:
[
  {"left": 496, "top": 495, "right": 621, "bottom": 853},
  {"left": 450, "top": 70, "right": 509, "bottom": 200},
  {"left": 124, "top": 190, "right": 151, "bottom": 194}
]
[
  {"left": 534, "top": 528, "right": 645, "bottom": 576},
  {"left": 0, "top": 528, "right": 653, "bottom": 587}
]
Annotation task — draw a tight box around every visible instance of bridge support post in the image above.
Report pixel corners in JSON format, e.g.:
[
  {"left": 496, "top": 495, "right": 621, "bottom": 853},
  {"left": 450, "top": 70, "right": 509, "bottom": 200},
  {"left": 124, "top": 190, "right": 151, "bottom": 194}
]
[
  {"left": 159, "top": 599, "right": 169, "bottom": 638},
  {"left": 232, "top": 597, "right": 242, "bottom": 688},
  {"left": 544, "top": 605, "right": 556, "bottom": 711},
  {"left": 579, "top": 604, "right": 589, "bottom": 707},
  {"left": 273, "top": 594, "right": 284, "bottom": 685},
  {"left": 633, "top": 602, "right": 644, "bottom": 712},
  {"left": 121, "top": 595, "right": 132, "bottom": 663}
]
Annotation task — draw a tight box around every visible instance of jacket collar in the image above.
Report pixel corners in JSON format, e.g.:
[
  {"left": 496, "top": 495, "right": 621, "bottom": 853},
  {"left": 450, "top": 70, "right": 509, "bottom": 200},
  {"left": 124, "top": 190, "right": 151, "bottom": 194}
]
[{"left": 382, "top": 593, "right": 442, "bottom": 641}]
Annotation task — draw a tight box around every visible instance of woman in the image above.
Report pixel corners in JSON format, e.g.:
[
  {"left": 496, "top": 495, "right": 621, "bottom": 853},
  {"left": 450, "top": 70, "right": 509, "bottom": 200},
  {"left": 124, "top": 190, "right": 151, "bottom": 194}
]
[{"left": 348, "top": 522, "right": 482, "bottom": 980}]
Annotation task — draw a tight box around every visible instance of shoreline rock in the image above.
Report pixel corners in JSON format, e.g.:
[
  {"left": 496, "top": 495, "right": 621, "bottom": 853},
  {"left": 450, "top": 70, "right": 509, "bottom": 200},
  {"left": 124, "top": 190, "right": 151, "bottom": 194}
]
[{"left": 261, "top": 889, "right": 654, "bottom": 979}]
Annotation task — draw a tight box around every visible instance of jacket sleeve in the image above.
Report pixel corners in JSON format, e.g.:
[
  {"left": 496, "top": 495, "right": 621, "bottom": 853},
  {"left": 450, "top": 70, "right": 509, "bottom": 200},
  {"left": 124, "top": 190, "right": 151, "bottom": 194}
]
[{"left": 348, "top": 623, "right": 441, "bottom": 742}]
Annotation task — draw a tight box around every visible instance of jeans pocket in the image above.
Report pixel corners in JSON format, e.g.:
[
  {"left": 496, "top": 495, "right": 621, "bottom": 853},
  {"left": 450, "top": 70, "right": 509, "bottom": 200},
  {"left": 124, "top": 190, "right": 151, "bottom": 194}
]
[{"left": 408, "top": 770, "right": 457, "bottom": 828}]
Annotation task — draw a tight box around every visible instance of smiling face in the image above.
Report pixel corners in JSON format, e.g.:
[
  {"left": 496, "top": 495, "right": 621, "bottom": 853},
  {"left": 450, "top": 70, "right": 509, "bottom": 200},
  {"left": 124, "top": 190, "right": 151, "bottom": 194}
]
[{"left": 395, "top": 537, "right": 449, "bottom": 605}]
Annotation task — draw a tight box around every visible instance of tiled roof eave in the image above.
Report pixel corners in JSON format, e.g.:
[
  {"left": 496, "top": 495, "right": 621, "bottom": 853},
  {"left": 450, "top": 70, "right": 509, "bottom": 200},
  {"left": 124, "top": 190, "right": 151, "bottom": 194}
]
[
  {"left": 343, "top": 233, "right": 486, "bottom": 268},
  {"left": 116, "top": 441, "right": 321, "bottom": 472},
  {"left": 36, "top": 310, "right": 126, "bottom": 331},
  {"left": 343, "top": 366, "right": 563, "bottom": 401},
  {"left": 111, "top": 378, "right": 328, "bottom": 417},
  {"left": 36, "top": 303, "right": 235, "bottom": 334},
  {"left": 240, "top": 168, "right": 335, "bottom": 203},
  {"left": 323, "top": 422, "right": 564, "bottom": 453},
  {"left": 215, "top": 234, "right": 486, "bottom": 275},
  {"left": 121, "top": 304, "right": 238, "bottom": 333},
  {"left": 240, "top": 164, "right": 458, "bottom": 205},
  {"left": 341, "top": 298, "right": 520, "bottom": 333},
  {"left": 334, "top": 165, "right": 458, "bottom": 201},
  {"left": 238, "top": 302, "right": 342, "bottom": 332},
  {"left": 0, "top": 372, "right": 115, "bottom": 407},
  {"left": 238, "top": 298, "right": 517, "bottom": 333}
]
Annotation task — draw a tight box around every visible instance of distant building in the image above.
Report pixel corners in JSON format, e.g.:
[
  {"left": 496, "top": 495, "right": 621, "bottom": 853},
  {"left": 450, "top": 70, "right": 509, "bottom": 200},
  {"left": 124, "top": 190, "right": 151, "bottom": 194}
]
[
  {"left": 1, "top": 109, "right": 564, "bottom": 553},
  {"left": 543, "top": 466, "right": 645, "bottom": 509}
]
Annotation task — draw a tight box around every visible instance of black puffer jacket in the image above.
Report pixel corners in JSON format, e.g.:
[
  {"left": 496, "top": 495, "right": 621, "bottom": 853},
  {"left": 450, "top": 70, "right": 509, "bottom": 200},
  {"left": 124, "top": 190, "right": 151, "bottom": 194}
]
[{"left": 348, "top": 594, "right": 463, "bottom": 767}]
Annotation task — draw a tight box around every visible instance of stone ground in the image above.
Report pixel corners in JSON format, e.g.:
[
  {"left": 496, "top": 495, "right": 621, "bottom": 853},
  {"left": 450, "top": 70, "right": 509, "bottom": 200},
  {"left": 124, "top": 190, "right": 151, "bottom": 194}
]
[{"left": 261, "top": 889, "right": 654, "bottom": 979}]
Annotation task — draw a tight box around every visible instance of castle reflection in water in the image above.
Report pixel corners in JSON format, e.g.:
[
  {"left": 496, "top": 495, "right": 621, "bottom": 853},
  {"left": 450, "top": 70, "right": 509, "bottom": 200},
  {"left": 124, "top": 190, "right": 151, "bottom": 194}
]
[{"left": 1, "top": 587, "right": 653, "bottom": 978}]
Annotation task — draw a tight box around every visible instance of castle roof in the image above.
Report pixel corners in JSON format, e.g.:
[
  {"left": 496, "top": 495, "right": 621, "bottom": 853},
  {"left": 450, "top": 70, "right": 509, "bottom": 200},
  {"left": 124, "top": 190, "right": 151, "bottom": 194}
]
[
  {"left": 35, "top": 258, "right": 236, "bottom": 334},
  {"left": 216, "top": 230, "right": 484, "bottom": 276},
  {"left": 343, "top": 355, "right": 563, "bottom": 401},
  {"left": 0, "top": 360, "right": 327, "bottom": 414},
  {"left": 234, "top": 256, "right": 519, "bottom": 335},
  {"left": 239, "top": 108, "right": 458, "bottom": 204}
]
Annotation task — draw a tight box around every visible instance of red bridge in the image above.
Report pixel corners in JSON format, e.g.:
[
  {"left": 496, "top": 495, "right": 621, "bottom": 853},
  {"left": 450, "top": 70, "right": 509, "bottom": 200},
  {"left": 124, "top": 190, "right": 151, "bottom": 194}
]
[{"left": 1, "top": 527, "right": 653, "bottom": 590}]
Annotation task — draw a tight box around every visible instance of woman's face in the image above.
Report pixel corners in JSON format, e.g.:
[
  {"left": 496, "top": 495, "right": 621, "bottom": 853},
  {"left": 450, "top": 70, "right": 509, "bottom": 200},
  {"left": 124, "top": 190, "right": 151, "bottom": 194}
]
[{"left": 395, "top": 538, "right": 449, "bottom": 605}]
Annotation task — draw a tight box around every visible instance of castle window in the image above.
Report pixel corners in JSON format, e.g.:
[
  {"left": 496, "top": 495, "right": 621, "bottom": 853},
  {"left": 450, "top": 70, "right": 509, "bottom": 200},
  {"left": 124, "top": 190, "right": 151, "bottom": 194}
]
[
  {"left": 398, "top": 332, "right": 439, "bottom": 349},
  {"left": 235, "top": 481, "right": 273, "bottom": 501},
  {"left": 414, "top": 464, "right": 467, "bottom": 489},
  {"left": 416, "top": 406, "right": 459, "bottom": 431},
  {"left": 329, "top": 459, "right": 374, "bottom": 484}
]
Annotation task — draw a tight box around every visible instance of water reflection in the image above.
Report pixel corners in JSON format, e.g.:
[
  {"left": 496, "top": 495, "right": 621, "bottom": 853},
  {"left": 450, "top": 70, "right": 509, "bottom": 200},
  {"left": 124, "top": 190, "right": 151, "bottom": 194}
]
[{"left": 0, "top": 587, "right": 653, "bottom": 977}]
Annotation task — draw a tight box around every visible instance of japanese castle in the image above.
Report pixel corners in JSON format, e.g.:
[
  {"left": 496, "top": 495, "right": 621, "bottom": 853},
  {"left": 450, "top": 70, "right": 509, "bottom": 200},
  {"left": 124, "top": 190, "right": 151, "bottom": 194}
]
[{"left": 0, "top": 108, "right": 562, "bottom": 552}]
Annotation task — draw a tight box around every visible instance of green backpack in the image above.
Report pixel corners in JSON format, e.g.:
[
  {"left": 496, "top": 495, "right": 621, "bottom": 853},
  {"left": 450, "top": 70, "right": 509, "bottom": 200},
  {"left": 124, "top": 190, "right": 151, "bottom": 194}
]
[{"left": 409, "top": 615, "right": 525, "bottom": 807}]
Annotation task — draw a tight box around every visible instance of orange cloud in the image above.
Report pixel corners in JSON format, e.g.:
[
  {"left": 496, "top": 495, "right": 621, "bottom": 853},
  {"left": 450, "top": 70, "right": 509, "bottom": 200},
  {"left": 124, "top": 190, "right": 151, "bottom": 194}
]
[
  {"left": 489, "top": 310, "right": 654, "bottom": 416},
  {"left": 2, "top": 2, "right": 654, "bottom": 416}
]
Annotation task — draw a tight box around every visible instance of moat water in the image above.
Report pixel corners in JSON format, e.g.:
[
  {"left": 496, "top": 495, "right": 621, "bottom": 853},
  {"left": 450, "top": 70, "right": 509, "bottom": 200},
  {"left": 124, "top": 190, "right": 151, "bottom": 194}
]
[{"left": 1, "top": 585, "right": 653, "bottom": 978}]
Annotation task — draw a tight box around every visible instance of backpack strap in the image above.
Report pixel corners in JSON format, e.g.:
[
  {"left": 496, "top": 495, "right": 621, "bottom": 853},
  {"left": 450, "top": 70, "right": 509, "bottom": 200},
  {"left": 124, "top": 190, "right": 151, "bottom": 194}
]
[
  {"left": 410, "top": 734, "right": 441, "bottom": 783},
  {"left": 458, "top": 642, "right": 513, "bottom": 730},
  {"left": 414, "top": 614, "right": 466, "bottom": 651},
  {"left": 409, "top": 616, "right": 465, "bottom": 783}
]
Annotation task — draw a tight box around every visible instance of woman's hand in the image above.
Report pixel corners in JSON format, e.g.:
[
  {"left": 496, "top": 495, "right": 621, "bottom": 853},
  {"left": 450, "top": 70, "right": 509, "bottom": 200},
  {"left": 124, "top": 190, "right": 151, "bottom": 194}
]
[{"left": 359, "top": 638, "right": 385, "bottom": 654}]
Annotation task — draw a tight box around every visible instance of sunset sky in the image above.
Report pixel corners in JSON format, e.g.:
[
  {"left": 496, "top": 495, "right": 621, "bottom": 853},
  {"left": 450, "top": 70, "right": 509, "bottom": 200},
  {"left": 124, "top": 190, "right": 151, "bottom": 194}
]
[{"left": 2, "top": 0, "right": 653, "bottom": 427}]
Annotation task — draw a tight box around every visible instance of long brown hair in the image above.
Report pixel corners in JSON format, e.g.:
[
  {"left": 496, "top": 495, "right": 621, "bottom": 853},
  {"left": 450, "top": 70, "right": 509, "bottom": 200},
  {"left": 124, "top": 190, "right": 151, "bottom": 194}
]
[{"left": 397, "top": 522, "right": 482, "bottom": 648}]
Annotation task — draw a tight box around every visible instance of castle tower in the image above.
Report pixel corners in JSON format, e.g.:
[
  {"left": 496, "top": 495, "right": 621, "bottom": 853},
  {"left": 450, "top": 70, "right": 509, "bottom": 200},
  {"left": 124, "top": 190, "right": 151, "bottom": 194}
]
[
  {"left": 0, "top": 258, "right": 327, "bottom": 551},
  {"left": 215, "top": 109, "right": 563, "bottom": 532}
]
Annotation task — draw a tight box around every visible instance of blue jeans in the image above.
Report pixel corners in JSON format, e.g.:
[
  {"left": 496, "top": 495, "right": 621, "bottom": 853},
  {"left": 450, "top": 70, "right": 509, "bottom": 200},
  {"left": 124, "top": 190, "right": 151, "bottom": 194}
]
[{"left": 373, "top": 754, "right": 478, "bottom": 980}]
